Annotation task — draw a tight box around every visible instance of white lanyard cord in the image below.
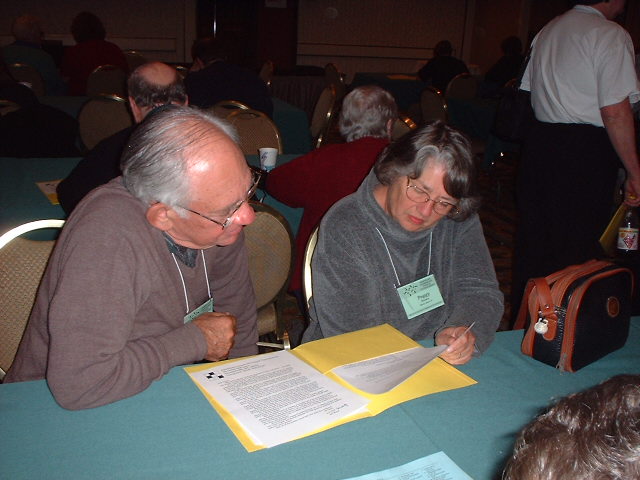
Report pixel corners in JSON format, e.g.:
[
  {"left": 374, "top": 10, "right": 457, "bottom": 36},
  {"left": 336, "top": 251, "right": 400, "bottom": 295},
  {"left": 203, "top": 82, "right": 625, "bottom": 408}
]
[
  {"left": 171, "top": 250, "right": 211, "bottom": 314},
  {"left": 374, "top": 228, "right": 433, "bottom": 288}
]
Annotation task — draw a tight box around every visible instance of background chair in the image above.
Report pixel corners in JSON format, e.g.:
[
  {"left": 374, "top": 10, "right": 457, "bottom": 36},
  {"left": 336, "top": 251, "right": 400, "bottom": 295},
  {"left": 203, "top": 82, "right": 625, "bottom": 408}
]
[
  {"left": 208, "top": 99, "right": 250, "bottom": 119},
  {"left": 244, "top": 201, "right": 294, "bottom": 347},
  {"left": 0, "top": 219, "right": 64, "bottom": 380},
  {"left": 391, "top": 115, "right": 417, "bottom": 140},
  {"left": 420, "top": 86, "right": 448, "bottom": 123},
  {"left": 302, "top": 226, "right": 319, "bottom": 312},
  {"left": 122, "top": 50, "right": 148, "bottom": 72},
  {"left": 86, "top": 64, "right": 128, "bottom": 97},
  {"left": 227, "top": 108, "right": 283, "bottom": 155},
  {"left": 324, "top": 63, "right": 346, "bottom": 104},
  {"left": 310, "top": 85, "right": 337, "bottom": 149},
  {"left": 445, "top": 73, "right": 478, "bottom": 100},
  {"left": 258, "top": 60, "right": 274, "bottom": 88},
  {"left": 78, "top": 94, "right": 133, "bottom": 151},
  {"left": 7, "top": 63, "right": 45, "bottom": 96}
]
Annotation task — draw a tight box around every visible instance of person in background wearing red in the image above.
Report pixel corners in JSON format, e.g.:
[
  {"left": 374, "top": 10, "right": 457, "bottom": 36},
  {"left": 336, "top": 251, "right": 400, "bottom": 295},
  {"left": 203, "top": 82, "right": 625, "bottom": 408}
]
[
  {"left": 61, "top": 11, "right": 128, "bottom": 95},
  {"left": 265, "top": 85, "right": 398, "bottom": 336}
]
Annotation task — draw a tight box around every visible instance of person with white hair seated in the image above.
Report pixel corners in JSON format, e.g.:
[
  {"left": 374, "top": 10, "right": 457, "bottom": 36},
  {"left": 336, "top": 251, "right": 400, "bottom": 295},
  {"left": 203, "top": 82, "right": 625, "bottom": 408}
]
[{"left": 265, "top": 85, "right": 398, "bottom": 334}]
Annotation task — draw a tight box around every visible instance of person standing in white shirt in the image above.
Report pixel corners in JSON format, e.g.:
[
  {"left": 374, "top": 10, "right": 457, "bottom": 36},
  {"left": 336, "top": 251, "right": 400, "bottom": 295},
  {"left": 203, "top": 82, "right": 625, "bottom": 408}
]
[{"left": 511, "top": 0, "right": 640, "bottom": 324}]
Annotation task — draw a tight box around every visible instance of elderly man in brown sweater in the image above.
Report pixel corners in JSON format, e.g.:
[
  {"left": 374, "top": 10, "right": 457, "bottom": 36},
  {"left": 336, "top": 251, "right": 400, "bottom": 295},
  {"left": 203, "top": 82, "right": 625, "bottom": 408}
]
[{"left": 5, "top": 106, "right": 259, "bottom": 410}]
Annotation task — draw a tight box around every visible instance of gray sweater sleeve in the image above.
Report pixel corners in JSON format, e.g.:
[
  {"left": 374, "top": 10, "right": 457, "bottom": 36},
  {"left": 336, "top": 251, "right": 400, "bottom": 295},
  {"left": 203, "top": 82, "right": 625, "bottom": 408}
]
[{"left": 44, "top": 219, "right": 208, "bottom": 410}]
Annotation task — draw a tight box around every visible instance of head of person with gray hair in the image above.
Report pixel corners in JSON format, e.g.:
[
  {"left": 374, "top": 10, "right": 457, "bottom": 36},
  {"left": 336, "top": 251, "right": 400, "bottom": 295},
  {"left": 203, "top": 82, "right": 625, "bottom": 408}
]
[
  {"left": 127, "top": 62, "right": 189, "bottom": 123},
  {"left": 11, "top": 14, "right": 44, "bottom": 45},
  {"left": 338, "top": 85, "right": 398, "bottom": 143},
  {"left": 121, "top": 105, "right": 255, "bottom": 250},
  {"left": 503, "top": 374, "right": 640, "bottom": 480},
  {"left": 374, "top": 120, "right": 479, "bottom": 222}
]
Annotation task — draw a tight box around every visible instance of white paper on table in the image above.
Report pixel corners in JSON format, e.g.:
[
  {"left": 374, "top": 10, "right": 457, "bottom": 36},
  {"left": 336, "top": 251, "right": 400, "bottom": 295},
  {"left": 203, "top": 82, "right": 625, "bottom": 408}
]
[
  {"left": 340, "top": 451, "right": 473, "bottom": 480},
  {"left": 332, "top": 345, "right": 448, "bottom": 394},
  {"left": 189, "top": 350, "right": 369, "bottom": 448}
]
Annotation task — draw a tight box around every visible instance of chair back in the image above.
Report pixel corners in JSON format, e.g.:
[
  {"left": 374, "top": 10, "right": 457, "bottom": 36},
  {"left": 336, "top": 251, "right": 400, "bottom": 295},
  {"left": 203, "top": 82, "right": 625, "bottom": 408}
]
[
  {"left": 78, "top": 94, "right": 133, "bottom": 151},
  {"left": 0, "top": 220, "right": 64, "bottom": 380},
  {"left": 324, "top": 63, "right": 346, "bottom": 104},
  {"left": 86, "top": 64, "right": 128, "bottom": 97},
  {"left": 445, "top": 73, "right": 477, "bottom": 100},
  {"left": 302, "top": 225, "right": 319, "bottom": 311},
  {"left": 391, "top": 115, "right": 417, "bottom": 141},
  {"left": 0, "top": 99, "right": 21, "bottom": 116},
  {"left": 209, "top": 100, "right": 250, "bottom": 119},
  {"left": 259, "top": 60, "right": 274, "bottom": 88},
  {"left": 227, "top": 108, "right": 283, "bottom": 155},
  {"left": 7, "top": 63, "right": 45, "bottom": 96},
  {"left": 420, "top": 86, "right": 448, "bottom": 123},
  {"left": 310, "top": 85, "right": 337, "bottom": 149},
  {"left": 243, "top": 201, "right": 294, "bottom": 338},
  {"left": 122, "top": 50, "right": 148, "bottom": 72}
]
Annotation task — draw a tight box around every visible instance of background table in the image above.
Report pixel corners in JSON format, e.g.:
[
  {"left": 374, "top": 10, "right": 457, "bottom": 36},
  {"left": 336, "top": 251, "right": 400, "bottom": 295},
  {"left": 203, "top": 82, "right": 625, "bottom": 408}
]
[
  {"left": 2, "top": 319, "right": 638, "bottom": 480},
  {"left": 446, "top": 97, "right": 519, "bottom": 169},
  {"left": 350, "top": 72, "right": 424, "bottom": 112},
  {"left": 0, "top": 155, "right": 303, "bottom": 238},
  {"left": 40, "top": 96, "right": 312, "bottom": 155}
]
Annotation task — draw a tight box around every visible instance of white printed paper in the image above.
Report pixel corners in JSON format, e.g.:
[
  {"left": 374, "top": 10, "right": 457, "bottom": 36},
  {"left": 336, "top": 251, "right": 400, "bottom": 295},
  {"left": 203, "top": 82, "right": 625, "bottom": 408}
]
[
  {"left": 332, "top": 346, "right": 448, "bottom": 394},
  {"left": 341, "top": 451, "right": 473, "bottom": 480},
  {"left": 189, "top": 350, "right": 368, "bottom": 448}
]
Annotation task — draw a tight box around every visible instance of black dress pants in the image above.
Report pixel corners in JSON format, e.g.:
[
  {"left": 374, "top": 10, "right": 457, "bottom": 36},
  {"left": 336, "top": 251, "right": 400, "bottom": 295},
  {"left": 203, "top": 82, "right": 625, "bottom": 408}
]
[{"left": 511, "top": 120, "right": 620, "bottom": 324}]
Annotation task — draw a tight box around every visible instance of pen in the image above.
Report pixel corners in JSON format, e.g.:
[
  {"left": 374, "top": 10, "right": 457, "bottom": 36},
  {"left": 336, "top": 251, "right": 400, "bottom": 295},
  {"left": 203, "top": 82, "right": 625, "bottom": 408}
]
[{"left": 459, "top": 321, "right": 476, "bottom": 338}]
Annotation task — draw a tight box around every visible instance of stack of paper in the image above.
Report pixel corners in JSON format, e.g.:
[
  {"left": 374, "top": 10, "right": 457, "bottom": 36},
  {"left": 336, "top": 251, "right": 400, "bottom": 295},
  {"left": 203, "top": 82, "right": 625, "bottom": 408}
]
[{"left": 186, "top": 324, "right": 476, "bottom": 451}]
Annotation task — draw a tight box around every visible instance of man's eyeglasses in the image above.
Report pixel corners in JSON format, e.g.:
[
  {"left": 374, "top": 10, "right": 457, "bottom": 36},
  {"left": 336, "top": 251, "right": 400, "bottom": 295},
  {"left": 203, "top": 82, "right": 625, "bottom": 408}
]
[
  {"left": 405, "top": 177, "right": 459, "bottom": 216},
  {"left": 180, "top": 169, "right": 262, "bottom": 229}
]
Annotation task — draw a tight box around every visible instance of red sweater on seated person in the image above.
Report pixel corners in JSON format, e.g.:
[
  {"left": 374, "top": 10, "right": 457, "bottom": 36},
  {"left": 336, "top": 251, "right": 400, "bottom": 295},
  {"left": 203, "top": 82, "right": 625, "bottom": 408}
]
[{"left": 265, "top": 137, "right": 389, "bottom": 292}]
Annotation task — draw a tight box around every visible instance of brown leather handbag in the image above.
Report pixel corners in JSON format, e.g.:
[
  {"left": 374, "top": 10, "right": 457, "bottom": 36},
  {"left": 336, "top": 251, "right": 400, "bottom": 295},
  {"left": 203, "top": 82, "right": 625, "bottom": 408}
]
[{"left": 514, "top": 259, "right": 633, "bottom": 372}]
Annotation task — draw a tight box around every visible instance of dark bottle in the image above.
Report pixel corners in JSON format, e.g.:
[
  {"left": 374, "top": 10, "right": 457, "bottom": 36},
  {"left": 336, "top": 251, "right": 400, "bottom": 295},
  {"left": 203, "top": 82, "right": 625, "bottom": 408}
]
[{"left": 617, "top": 207, "right": 639, "bottom": 256}]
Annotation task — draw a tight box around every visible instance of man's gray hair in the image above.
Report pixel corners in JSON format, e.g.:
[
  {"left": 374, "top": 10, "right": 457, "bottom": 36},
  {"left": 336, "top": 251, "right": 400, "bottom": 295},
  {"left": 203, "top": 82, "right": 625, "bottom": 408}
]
[
  {"left": 338, "top": 85, "right": 398, "bottom": 142},
  {"left": 121, "top": 105, "right": 238, "bottom": 209},
  {"left": 374, "top": 120, "right": 480, "bottom": 220}
]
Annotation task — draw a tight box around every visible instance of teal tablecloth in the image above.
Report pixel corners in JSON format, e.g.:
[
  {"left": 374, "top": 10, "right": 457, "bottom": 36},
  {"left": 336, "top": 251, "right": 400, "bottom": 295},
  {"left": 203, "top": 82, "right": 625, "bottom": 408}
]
[
  {"left": 0, "top": 155, "right": 302, "bottom": 238},
  {"left": 40, "top": 96, "right": 312, "bottom": 155},
  {"left": 2, "top": 319, "right": 638, "bottom": 480}
]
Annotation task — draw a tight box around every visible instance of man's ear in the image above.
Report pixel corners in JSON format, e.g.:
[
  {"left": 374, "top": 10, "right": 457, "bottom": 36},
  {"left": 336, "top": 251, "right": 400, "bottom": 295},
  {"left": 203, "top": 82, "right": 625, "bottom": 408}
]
[
  {"left": 129, "top": 97, "right": 145, "bottom": 123},
  {"left": 146, "top": 202, "right": 173, "bottom": 232}
]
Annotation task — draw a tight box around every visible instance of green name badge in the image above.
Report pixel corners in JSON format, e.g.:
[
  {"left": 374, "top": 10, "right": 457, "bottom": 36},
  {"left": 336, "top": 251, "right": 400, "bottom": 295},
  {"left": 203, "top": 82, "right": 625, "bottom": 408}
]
[
  {"left": 184, "top": 297, "right": 214, "bottom": 324},
  {"left": 397, "top": 274, "right": 444, "bottom": 319}
]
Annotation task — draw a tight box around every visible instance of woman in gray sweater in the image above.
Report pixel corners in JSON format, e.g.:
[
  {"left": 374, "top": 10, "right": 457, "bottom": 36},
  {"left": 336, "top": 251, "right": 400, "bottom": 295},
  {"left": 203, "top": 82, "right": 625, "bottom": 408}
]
[{"left": 302, "top": 121, "right": 503, "bottom": 365}]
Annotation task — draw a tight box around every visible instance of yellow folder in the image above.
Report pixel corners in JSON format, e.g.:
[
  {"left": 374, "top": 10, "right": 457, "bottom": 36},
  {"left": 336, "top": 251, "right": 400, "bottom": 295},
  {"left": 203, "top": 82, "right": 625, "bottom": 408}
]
[{"left": 185, "top": 324, "right": 476, "bottom": 451}]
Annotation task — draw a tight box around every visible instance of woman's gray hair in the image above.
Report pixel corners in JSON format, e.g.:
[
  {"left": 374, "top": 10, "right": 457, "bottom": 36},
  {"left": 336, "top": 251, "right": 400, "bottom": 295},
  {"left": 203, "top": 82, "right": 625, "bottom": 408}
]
[
  {"left": 338, "top": 85, "right": 398, "bottom": 142},
  {"left": 374, "top": 121, "right": 480, "bottom": 220},
  {"left": 121, "top": 105, "right": 237, "bottom": 210}
]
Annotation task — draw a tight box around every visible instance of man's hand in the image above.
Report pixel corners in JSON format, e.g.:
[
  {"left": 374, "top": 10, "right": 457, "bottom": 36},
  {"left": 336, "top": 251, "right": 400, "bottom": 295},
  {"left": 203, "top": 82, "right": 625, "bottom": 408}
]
[
  {"left": 436, "top": 326, "right": 477, "bottom": 365},
  {"left": 192, "top": 312, "right": 237, "bottom": 361}
]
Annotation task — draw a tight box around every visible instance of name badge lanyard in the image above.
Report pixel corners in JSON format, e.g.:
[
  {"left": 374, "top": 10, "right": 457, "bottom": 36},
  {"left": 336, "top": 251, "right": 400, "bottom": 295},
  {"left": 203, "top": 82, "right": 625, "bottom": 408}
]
[
  {"left": 171, "top": 250, "right": 213, "bottom": 323},
  {"left": 374, "top": 227, "right": 444, "bottom": 319}
]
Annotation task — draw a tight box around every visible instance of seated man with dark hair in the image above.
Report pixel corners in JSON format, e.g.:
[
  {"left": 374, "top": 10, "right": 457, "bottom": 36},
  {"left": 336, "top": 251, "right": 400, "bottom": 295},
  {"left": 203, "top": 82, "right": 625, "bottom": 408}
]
[
  {"left": 57, "top": 61, "right": 188, "bottom": 214},
  {"left": 185, "top": 36, "right": 273, "bottom": 118},
  {"left": 503, "top": 374, "right": 640, "bottom": 480},
  {"left": 417, "top": 40, "right": 469, "bottom": 94}
]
